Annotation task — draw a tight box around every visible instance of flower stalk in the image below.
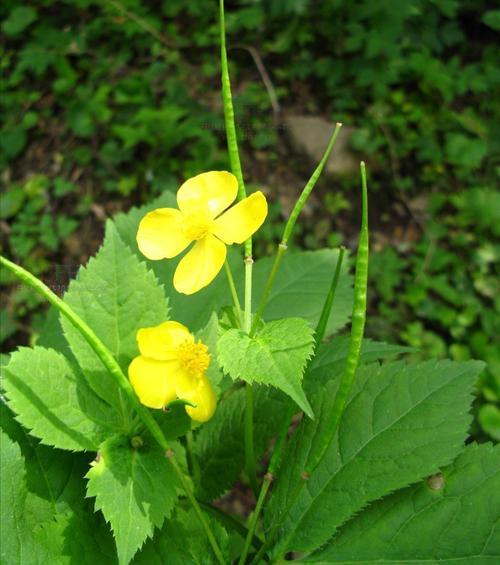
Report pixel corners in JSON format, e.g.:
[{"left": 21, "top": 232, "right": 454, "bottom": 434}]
[{"left": 0, "top": 255, "right": 226, "bottom": 565}]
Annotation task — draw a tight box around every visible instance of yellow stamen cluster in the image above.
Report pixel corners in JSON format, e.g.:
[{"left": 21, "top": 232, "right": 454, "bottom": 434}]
[{"left": 176, "top": 340, "right": 210, "bottom": 377}]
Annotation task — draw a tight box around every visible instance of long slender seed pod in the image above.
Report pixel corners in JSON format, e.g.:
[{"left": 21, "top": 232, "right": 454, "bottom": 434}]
[
  {"left": 250, "top": 163, "right": 369, "bottom": 564},
  {"left": 282, "top": 123, "right": 342, "bottom": 245},
  {"left": 0, "top": 255, "right": 226, "bottom": 565},
  {"left": 250, "top": 123, "right": 343, "bottom": 336},
  {"left": 306, "top": 161, "right": 369, "bottom": 473}
]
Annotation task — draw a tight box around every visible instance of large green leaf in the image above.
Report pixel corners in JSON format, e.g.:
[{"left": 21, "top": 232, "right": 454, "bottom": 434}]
[
  {"left": 86, "top": 434, "right": 181, "bottom": 565},
  {"left": 3, "top": 346, "right": 116, "bottom": 451},
  {"left": 305, "top": 443, "right": 500, "bottom": 564},
  {"left": 217, "top": 318, "right": 314, "bottom": 417},
  {"left": 193, "top": 385, "right": 289, "bottom": 501},
  {"left": 61, "top": 223, "right": 170, "bottom": 412},
  {"left": 0, "top": 406, "right": 117, "bottom": 564},
  {"left": 266, "top": 359, "right": 484, "bottom": 555}
]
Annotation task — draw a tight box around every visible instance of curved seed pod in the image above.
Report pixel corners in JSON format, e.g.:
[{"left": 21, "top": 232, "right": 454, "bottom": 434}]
[{"left": 306, "top": 161, "right": 369, "bottom": 473}]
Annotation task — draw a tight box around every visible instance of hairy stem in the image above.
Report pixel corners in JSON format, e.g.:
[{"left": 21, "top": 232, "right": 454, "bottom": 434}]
[{"left": 0, "top": 255, "right": 226, "bottom": 565}]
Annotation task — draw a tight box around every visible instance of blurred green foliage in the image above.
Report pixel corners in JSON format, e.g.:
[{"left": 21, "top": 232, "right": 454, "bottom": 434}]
[{"left": 1, "top": 0, "right": 499, "bottom": 439}]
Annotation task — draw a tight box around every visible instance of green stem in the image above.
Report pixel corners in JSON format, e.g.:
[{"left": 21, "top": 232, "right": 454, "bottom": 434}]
[
  {"left": 220, "top": 0, "right": 256, "bottom": 504},
  {"left": 314, "top": 246, "right": 346, "bottom": 347},
  {"left": 239, "top": 474, "right": 272, "bottom": 565},
  {"left": 240, "top": 402, "right": 294, "bottom": 565},
  {"left": 224, "top": 259, "right": 243, "bottom": 328},
  {"left": 0, "top": 255, "right": 226, "bottom": 565},
  {"left": 186, "top": 430, "right": 201, "bottom": 488},
  {"left": 245, "top": 383, "right": 258, "bottom": 496}
]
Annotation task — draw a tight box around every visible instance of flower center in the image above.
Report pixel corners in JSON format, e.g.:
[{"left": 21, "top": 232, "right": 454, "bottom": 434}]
[
  {"left": 176, "top": 340, "right": 210, "bottom": 376},
  {"left": 182, "top": 211, "right": 213, "bottom": 240}
]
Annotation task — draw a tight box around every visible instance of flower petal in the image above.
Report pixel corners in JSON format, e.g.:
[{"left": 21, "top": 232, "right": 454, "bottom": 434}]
[
  {"left": 177, "top": 171, "right": 238, "bottom": 218},
  {"left": 173, "top": 234, "right": 227, "bottom": 295},
  {"left": 137, "top": 208, "right": 192, "bottom": 260},
  {"left": 212, "top": 191, "right": 268, "bottom": 244},
  {"left": 128, "top": 356, "right": 177, "bottom": 409},
  {"left": 137, "top": 321, "right": 193, "bottom": 360},
  {"left": 184, "top": 375, "right": 217, "bottom": 422}
]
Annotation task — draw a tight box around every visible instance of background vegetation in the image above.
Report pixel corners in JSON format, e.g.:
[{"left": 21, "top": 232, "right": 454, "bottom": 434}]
[{"left": 1, "top": 0, "right": 499, "bottom": 441}]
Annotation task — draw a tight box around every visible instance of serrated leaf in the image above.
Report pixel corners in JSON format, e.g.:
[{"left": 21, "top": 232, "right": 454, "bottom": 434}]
[
  {"left": 197, "top": 313, "right": 224, "bottom": 394},
  {"left": 133, "top": 507, "right": 230, "bottom": 565},
  {"left": 193, "top": 385, "right": 289, "bottom": 501},
  {"left": 252, "top": 249, "right": 352, "bottom": 336},
  {"left": 305, "top": 443, "right": 500, "bottom": 563},
  {"left": 218, "top": 318, "right": 314, "bottom": 417},
  {"left": 86, "top": 434, "right": 181, "bottom": 564},
  {"left": 3, "top": 346, "right": 115, "bottom": 451},
  {"left": 266, "top": 359, "right": 484, "bottom": 554},
  {"left": 62, "top": 223, "right": 170, "bottom": 413},
  {"left": 0, "top": 430, "right": 31, "bottom": 562},
  {"left": 0, "top": 409, "right": 117, "bottom": 565}
]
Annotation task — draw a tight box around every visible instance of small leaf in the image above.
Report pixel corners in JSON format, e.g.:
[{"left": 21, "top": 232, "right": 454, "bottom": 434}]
[
  {"left": 2, "top": 7, "right": 37, "bottom": 35},
  {"left": 4, "top": 346, "right": 116, "bottom": 451},
  {"left": 305, "top": 443, "right": 500, "bottom": 563},
  {"left": 86, "top": 434, "right": 181, "bottom": 564},
  {"left": 218, "top": 318, "right": 314, "bottom": 417}
]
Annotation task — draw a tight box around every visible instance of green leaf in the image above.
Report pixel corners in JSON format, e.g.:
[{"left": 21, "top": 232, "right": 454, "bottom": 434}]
[
  {"left": 253, "top": 249, "right": 353, "bottom": 336},
  {"left": 218, "top": 318, "right": 314, "bottom": 417},
  {"left": 0, "top": 430, "right": 31, "bottom": 562},
  {"left": 2, "top": 7, "right": 37, "bottom": 36},
  {"left": 86, "top": 434, "right": 181, "bottom": 564},
  {"left": 193, "top": 385, "right": 289, "bottom": 501},
  {"left": 305, "top": 443, "right": 500, "bottom": 563},
  {"left": 266, "top": 359, "right": 484, "bottom": 554},
  {"left": 133, "top": 507, "right": 230, "bottom": 564},
  {"left": 0, "top": 408, "right": 117, "bottom": 564},
  {"left": 61, "top": 223, "right": 170, "bottom": 413},
  {"left": 3, "top": 346, "right": 116, "bottom": 451},
  {"left": 482, "top": 10, "right": 500, "bottom": 31},
  {"left": 197, "top": 313, "right": 224, "bottom": 394}
]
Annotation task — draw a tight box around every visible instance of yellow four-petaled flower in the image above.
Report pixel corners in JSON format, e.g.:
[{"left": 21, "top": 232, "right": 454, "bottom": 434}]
[
  {"left": 128, "top": 321, "right": 216, "bottom": 422},
  {"left": 137, "top": 171, "right": 268, "bottom": 294}
]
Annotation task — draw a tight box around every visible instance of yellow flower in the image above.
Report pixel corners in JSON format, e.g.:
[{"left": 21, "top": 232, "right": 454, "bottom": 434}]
[
  {"left": 128, "top": 321, "right": 216, "bottom": 422},
  {"left": 137, "top": 171, "right": 268, "bottom": 294}
]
